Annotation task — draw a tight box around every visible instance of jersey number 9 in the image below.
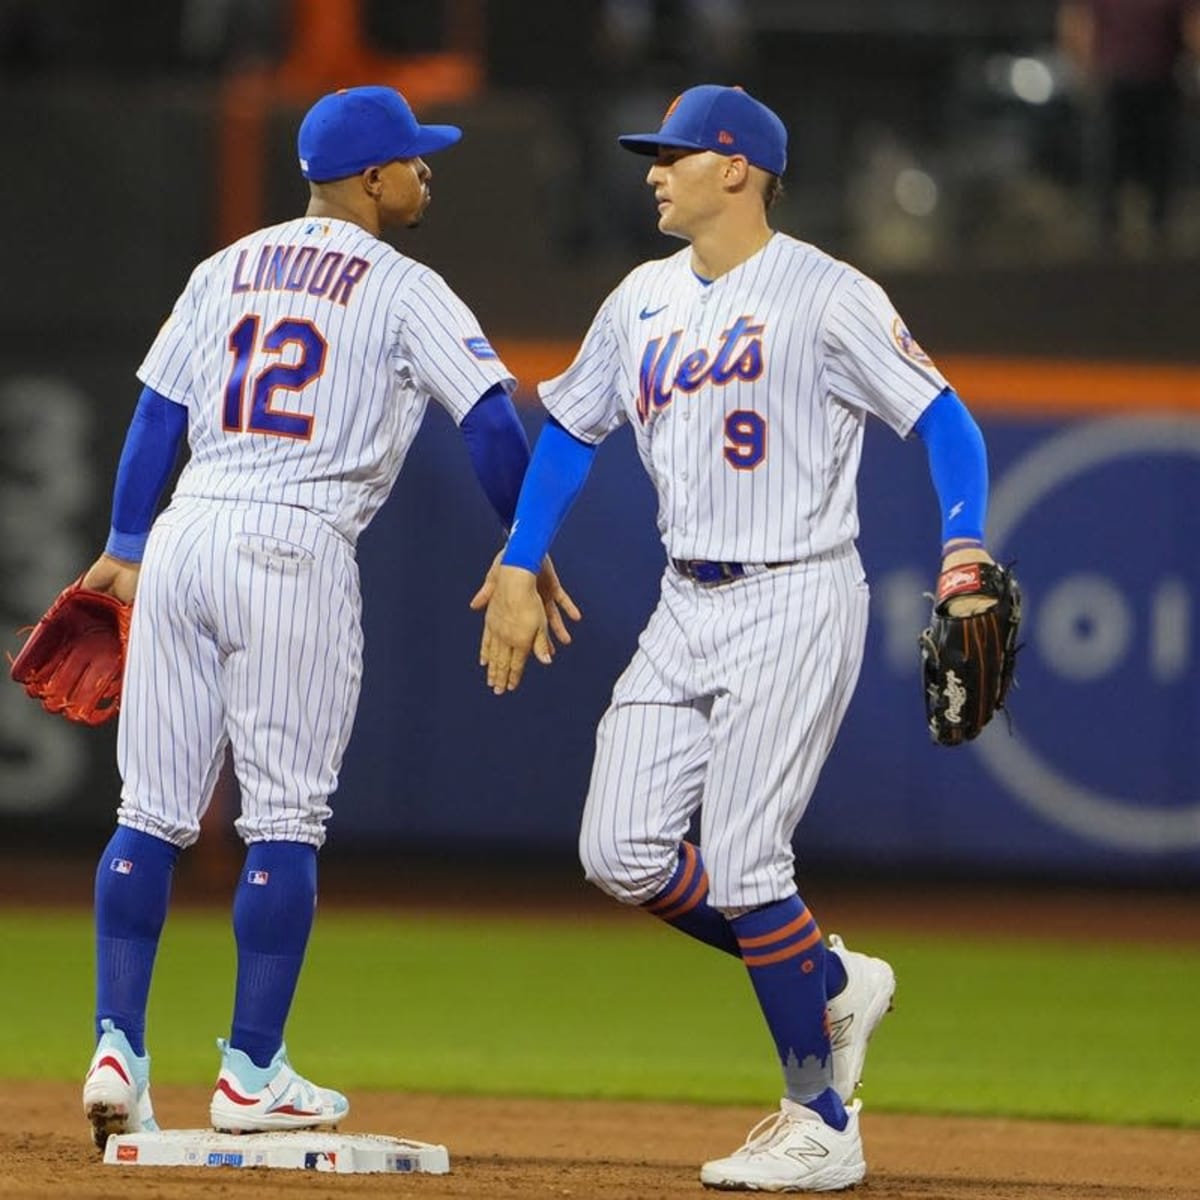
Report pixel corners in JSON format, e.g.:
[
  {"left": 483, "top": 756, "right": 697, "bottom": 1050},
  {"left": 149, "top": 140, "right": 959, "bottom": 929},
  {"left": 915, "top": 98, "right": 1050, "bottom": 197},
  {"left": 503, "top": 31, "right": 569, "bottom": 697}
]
[{"left": 724, "top": 410, "right": 766, "bottom": 469}]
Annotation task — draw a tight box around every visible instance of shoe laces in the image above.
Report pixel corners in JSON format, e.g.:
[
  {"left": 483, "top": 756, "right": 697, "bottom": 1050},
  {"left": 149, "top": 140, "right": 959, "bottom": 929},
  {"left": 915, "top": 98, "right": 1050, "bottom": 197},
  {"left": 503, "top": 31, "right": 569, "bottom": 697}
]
[{"left": 735, "top": 1109, "right": 797, "bottom": 1154}]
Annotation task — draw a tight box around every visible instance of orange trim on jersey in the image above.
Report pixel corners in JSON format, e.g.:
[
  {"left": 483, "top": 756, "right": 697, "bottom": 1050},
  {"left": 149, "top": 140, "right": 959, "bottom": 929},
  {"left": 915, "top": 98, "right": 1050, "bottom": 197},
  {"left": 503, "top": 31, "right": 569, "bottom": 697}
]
[
  {"left": 741, "top": 927, "right": 824, "bottom": 967},
  {"left": 492, "top": 340, "right": 1200, "bottom": 417},
  {"left": 736, "top": 910, "right": 817, "bottom": 950}
]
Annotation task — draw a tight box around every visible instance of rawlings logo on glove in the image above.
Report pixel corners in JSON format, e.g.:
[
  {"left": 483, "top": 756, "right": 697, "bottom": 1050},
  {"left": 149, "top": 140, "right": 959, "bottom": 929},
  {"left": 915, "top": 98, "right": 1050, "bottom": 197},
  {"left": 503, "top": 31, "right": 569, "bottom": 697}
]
[
  {"left": 9, "top": 578, "right": 132, "bottom": 725},
  {"left": 918, "top": 561, "right": 1021, "bottom": 747}
]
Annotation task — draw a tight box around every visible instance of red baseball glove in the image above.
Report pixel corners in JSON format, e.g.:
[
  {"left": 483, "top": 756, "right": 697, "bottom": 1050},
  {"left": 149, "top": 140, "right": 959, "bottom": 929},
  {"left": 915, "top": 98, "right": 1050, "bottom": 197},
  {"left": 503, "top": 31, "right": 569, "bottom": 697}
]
[{"left": 9, "top": 578, "right": 132, "bottom": 725}]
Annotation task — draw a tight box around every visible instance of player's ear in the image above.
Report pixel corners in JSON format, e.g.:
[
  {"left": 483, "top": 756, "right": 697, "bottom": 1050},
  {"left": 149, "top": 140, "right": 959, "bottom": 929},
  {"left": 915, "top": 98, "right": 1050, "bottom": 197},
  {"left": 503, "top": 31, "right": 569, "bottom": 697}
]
[
  {"left": 361, "top": 166, "right": 384, "bottom": 198},
  {"left": 723, "top": 156, "right": 750, "bottom": 191}
]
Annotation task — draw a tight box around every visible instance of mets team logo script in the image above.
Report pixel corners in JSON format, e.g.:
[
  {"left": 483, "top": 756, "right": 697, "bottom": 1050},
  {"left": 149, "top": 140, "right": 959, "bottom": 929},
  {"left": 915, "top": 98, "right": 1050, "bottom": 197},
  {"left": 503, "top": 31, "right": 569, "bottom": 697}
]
[{"left": 638, "top": 316, "right": 765, "bottom": 423}]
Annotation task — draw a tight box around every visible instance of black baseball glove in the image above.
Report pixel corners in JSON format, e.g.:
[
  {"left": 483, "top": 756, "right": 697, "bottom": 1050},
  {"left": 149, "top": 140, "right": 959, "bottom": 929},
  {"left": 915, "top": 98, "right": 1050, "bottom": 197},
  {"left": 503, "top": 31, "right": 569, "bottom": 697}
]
[{"left": 919, "top": 561, "right": 1021, "bottom": 746}]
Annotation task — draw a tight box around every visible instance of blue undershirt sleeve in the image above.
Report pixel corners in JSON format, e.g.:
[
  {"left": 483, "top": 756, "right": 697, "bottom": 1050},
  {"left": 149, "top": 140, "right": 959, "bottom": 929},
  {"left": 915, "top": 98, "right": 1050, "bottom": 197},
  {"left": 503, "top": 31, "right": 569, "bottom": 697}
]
[
  {"left": 912, "top": 386, "right": 988, "bottom": 546},
  {"left": 501, "top": 418, "right": 597, "bottom": 573},
  {"left": 105, "top": 386, "right": 188, "bottom": 563},
  {"left": 459, "top": 383, "right": 531, "bottom": 529}
]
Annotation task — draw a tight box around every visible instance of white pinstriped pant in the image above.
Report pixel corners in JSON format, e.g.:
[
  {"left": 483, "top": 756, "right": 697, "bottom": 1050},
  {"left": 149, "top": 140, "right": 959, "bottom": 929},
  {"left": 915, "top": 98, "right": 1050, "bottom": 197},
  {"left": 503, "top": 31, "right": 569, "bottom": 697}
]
[
  {"left": 116, "top": 498, "right": 363, "bottom": 848},
  {"left": 579, "top": 547, "right": 869, "bottom": 911}
]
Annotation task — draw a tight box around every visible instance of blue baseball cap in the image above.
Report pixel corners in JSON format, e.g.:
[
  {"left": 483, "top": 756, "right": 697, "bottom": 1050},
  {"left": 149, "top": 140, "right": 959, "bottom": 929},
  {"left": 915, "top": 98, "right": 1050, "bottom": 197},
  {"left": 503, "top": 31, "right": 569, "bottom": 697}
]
[
  {"left": 298, "top": 86, "right": 462, "bottom": 182},
  {"left": 618, "top": 85, "right": 787, "bottom": 176}
]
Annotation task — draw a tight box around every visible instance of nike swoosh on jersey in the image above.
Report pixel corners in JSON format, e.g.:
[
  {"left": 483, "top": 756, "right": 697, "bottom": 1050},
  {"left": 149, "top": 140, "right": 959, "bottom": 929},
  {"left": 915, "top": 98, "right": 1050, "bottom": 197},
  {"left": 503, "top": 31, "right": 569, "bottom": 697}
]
[{"left": 639, "top": 305, "right": 668, "bottom": 320}]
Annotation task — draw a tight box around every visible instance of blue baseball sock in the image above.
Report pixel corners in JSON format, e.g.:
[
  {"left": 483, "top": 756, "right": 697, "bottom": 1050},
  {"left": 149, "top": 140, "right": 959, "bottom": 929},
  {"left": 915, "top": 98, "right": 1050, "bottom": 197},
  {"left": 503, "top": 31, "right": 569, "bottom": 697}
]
[
  {"left": 94, "top": 826, "right": 180, "bottom": 1056},
  {"left": 230, "top": 841, "right": 317, "bottom": 1068},
  {"left": 641, "top": 843, "right": 740, "bottom": 956},
  {"left": 731, "top": 895, "right": 847, "bottom": 1131}
]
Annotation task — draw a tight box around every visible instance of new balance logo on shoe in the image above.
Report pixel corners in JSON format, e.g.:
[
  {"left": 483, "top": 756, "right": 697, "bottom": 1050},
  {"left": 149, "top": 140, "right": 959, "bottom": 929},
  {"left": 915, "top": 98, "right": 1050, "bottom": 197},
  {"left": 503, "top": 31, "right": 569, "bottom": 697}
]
[
  {"left": 784, "top": 1136, "right": 832, "bottom": 1165},
  {"left": 828, "top": 1012, "right": 854, "bottom": 1049}
]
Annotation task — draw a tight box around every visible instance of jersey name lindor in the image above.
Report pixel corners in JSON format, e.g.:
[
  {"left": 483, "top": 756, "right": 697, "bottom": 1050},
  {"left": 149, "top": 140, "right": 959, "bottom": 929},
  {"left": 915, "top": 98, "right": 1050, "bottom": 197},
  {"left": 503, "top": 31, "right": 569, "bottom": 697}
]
[{"left": 230, "top": 243, "right": 372, "bottom": 306}]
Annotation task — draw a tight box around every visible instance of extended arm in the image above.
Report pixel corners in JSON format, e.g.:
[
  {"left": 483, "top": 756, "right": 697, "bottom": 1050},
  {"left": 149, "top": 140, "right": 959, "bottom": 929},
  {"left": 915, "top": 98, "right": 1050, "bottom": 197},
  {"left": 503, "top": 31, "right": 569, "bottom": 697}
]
[
  {"left": 480, "top": 418, "right": 597, "bottom": 693},
  {"left": 459, "top": 383, "right": 530, "bottom": 530}
]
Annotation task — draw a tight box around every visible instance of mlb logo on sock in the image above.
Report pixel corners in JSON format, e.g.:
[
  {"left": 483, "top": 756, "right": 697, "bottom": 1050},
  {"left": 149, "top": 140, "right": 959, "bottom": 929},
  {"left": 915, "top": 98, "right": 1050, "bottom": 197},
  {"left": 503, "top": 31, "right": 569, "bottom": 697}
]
[
  {"left": 110, "top": 858, "right": 133, "bottom": 875},
  {"left": 248, "top": 870, "right": 270, "bottom": 885}
]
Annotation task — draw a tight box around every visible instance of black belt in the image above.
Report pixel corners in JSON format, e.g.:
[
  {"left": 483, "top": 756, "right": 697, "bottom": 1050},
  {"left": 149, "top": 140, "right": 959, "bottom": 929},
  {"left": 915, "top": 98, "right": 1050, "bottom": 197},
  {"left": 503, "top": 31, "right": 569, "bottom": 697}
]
[{"left": 670, "top": 558, "right": 788, "bottom": 585}]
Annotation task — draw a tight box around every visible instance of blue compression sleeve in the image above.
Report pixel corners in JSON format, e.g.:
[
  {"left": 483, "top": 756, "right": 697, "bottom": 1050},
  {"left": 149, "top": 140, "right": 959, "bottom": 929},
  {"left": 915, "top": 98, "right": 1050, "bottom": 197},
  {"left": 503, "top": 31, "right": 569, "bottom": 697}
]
[
  {"left": 501, "top": 418, "right": 597, "bottom": 572},
  {"left": 106, "top": 386, "right": 187, "bottom": 562},
  {"left": 459, "top": 383, "right": 531, "bottom": 529},
  {"left": 913, "top": 386, "right": 988, "bottom": 546}
]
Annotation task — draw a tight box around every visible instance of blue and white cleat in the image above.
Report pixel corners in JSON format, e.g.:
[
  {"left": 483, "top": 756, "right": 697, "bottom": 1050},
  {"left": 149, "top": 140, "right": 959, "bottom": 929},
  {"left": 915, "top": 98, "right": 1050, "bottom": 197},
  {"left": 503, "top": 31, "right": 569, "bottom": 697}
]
[
  {"left": 83, "top": 1018, "right": 159, "bottom": 1149},
  {"left": 209, "top": 1038, "right": 350, "bottom": 1133}
]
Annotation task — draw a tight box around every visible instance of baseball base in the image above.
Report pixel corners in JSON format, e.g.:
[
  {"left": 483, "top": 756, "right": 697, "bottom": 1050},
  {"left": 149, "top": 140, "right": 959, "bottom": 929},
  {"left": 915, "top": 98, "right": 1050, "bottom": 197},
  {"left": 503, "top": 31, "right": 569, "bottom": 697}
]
[{"left": 102, "top": 1129, "right": 450, "bottom": 1174}]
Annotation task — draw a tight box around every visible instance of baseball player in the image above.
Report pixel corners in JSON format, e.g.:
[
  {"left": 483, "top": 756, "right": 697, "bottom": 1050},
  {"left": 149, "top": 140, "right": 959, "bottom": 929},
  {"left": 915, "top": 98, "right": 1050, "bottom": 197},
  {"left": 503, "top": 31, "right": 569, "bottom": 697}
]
[
  {"left": 478, "top": 85, "right": 997, "bottom": 1192},
  {"left": 79, "top": 85, "right": 577, "bottom": 1148}
]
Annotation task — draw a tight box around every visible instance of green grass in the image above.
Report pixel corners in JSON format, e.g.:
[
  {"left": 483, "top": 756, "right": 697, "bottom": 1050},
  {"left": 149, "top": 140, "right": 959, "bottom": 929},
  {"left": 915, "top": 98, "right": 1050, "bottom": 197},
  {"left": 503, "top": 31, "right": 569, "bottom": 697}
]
[{"left": 6, "top": 909, "right": 1197, "bottom": 1127}]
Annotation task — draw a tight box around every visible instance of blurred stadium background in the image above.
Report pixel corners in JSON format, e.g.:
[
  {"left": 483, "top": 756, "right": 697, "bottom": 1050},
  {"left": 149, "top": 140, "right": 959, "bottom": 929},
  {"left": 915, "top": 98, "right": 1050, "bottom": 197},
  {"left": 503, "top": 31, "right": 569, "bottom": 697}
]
[{"left": 3, "top": 0, "right": 1200, "bottom": 894}]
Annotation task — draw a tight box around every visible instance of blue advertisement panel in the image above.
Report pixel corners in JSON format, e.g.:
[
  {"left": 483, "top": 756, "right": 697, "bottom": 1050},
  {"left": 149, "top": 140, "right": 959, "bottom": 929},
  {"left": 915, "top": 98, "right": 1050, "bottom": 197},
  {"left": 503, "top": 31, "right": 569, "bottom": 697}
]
[
  {"left": 816, "top": 414, "right": 1200, "bottom": 880},
  {"left": 336, "top": 406, "right": 1200, "bottom": 880}
]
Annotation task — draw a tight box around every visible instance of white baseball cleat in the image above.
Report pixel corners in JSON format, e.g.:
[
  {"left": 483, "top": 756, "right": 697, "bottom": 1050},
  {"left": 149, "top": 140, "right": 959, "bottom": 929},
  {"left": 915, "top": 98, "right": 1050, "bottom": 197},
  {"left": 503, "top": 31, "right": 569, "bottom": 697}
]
[
  {"left": 82, "top": 1018, "right": 159, "bottom": 1149},
  {"left": 700, "top": 1098, "right": 866, "bottom": 1192},
  {"left": 209, "top": 1039, "right": 350, "bottom": 1133},
  {"left": 826, "top": 934, "right": 896, "bottom": 1101}
]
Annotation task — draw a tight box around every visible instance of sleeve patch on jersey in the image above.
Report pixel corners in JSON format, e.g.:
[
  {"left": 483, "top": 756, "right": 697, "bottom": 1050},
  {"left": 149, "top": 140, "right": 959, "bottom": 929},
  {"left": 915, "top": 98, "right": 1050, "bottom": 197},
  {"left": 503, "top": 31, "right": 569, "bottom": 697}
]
[
  {"left": 464, "top": 335, "right": 499, "bottom": 361},
  {"left": 891, "top": 317, "right": 934, "bottom": 367}
]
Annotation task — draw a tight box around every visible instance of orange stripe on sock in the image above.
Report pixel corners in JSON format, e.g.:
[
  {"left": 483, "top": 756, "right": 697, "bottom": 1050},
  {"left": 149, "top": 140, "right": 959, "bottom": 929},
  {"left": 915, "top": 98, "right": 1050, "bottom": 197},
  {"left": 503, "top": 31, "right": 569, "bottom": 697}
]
[
  {"left": 736, "top": 910, "right": 815, "bottom": 950},
  {"left": 644, "top": 844, "right": 698, "bottom": 914},
  {"left": 657, "top": 876, "right": 709, "bottom": 922},
  {"left": 741, "top": 927, "right": 824, "bottom": 967}
]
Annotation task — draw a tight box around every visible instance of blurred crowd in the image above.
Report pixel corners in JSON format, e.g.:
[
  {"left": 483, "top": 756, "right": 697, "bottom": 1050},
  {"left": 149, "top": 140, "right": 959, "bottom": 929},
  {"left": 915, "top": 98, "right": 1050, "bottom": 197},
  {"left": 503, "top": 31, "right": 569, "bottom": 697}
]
[{"left": 1, "top": 0, "right": 1198, "bottom": 266}]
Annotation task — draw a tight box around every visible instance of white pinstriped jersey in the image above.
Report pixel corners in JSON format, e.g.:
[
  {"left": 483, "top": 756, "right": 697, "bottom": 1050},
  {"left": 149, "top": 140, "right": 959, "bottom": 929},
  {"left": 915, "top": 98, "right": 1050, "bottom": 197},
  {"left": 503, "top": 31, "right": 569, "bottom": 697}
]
[
  {"left": 539, "top": 232, "right": 948, "bottom": 563},
  {"left": 138, "top": 216, "right": 514, "bottom": 543}
]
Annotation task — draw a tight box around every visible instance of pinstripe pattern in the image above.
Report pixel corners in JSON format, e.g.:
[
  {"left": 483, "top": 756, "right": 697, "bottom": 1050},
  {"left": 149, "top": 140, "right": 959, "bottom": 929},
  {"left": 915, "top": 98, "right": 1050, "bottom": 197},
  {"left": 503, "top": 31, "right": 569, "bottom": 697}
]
[
  {"left": 117, "top": 499, "right": 361, "bottom": 848},
  {"left": 540, "top": 233, "right": 946, "bottom": 563},
  {"left": 123, "top": 216, "right": 510, "bottom": 848},
  {"left": 560, "top": 232, "right": 936, "bottom": 912},
  {"left": 137, "top": 216, "right": 514, "bottom": 544},
  {"left": 579, "top": 550, "right": 869, "bottom": 910}
]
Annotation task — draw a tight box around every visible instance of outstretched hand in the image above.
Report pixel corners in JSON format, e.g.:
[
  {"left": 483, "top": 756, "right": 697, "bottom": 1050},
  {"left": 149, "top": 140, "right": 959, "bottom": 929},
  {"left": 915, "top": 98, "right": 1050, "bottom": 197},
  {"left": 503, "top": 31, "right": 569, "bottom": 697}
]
[{"left": 471, "top": 556, "right": 582, "bottom": 694}]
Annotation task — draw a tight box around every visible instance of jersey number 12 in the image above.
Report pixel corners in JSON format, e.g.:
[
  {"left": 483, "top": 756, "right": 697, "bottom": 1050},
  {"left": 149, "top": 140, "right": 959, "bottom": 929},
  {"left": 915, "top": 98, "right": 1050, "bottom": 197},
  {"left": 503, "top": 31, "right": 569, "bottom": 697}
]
[{"left": 223, "top": 314, "right": 327, "bottom": 440}]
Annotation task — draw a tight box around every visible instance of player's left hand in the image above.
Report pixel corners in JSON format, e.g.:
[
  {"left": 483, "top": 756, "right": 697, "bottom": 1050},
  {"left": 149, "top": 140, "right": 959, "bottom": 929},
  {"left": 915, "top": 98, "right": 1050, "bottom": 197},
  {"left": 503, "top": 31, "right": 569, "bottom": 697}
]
[
  {"left": 81, "top": 553, "right": 142, "bottom": 604},
  {"left": 477, "top": 564, "right": 552, "bottom": 694},
  {"left": 470, "top": 553, "right": 582, "bottom": 648},
  {"left": 920, "top": 547, "right": 1021, "bottom": 746},
  {"left": 938, "top": 544, "right": 996, "bottom": 617}
]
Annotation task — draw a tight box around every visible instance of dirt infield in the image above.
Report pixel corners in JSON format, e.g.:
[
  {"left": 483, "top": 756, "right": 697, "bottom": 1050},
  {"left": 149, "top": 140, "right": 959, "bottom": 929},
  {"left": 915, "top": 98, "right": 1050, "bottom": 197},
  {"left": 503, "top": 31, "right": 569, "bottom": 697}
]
[
  {"left": 6, "top": 1084, "right": 1200, "bottom": 1199},
  {"left": 6, "top": 860, "right": 1199, "bottom": 1196}
]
